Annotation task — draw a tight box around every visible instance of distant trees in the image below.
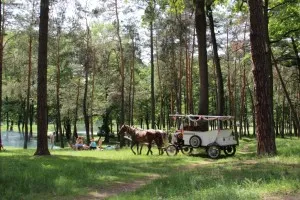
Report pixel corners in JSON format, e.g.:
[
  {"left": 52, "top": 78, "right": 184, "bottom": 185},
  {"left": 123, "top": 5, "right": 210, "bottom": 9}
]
[{"left": 0, "top": 0, "right": 299, "bottom": 156}]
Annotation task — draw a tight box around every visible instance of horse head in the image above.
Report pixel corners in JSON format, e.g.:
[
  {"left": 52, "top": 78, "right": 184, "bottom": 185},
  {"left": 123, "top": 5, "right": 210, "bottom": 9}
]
[{"left": 118, "top": 124, "right": 129, "bottom": 136}]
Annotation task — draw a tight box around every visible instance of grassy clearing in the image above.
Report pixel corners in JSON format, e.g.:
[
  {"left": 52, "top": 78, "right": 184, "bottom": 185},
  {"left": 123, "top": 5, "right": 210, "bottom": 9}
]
[{"left": 1, "top": 137, "right": 300, "bottom": 200}]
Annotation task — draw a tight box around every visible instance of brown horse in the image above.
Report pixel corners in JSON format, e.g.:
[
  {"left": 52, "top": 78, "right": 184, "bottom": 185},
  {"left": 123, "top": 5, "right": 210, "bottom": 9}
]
[
  {"left": 118, "top": 125, "right": 165, "bottom": 155},
  {"left": 140, "top": 129, "right": 168, "bottom": 155}
]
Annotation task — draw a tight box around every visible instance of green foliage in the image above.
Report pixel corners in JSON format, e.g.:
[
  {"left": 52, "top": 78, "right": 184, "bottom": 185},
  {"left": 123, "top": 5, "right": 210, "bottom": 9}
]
[
  {"left": 168, "top": 0, "right": 185, "bottom": 14},
  {"left": 269, "top": 0, "right": 300, "bottom": 41}
]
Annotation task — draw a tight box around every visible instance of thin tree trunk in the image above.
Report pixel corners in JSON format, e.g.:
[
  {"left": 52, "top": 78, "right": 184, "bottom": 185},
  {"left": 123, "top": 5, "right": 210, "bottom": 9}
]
[
  {"left": 90, "top": 49, "right": 96, "bottom": 138},
  {"left": 24, "top": 33, "right": 32, "bottom": 149},
  {"left": 272, "top": 53, "right": 300, "bottom": 137},
  {"left": 150, "top": 20, "right": 155, "bottom": 129},
  {"left": 185, "top": 35, "right": 190, "bottom": 114},
  {"left": 73, "top": 79, "right": 80, "bottom": 142},
  {"left": 177, "top": 35, "right": 182, "bottom": 115},
  {"left": 226, "top": 23, "right": 233, "bottom": 128},
  {"left": 56, "top": 34, "right": 63, "bottom": 148},
  {"left": 189, "top": 28, "right": 195, "bottom": 114},
  {"left": 207, "top": 5, "right": 225, "bottom": 127},
  {"left": 115, "top": 0, "right": 125, "bottom": 146},
  {"left": 240, "top": 19, "right": 248, "bottom": 137},
  {"left": 291, "top": 37, "right": 300, "bottom": 137},
  {"left": 156, "top": 35, "right": 164, "bottom": 128},
  {"left": 83, "top": 65, "right": 89, "bottom": 143},
  {"left": 281, "top": 96, "right": 285, "bottom": 138},
  {"left": 25, "top": 1, "right": 33, "bottom": 148}
]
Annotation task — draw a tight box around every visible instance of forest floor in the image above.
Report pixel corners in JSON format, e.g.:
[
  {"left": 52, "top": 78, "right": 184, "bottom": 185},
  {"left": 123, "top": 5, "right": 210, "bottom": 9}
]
[
  {"left": 77, "top": 159, "right": 300, "bottom": 200},
  {"left": 76, "top": 144, "right": 300, "bottom": 200},
  {"left": 76, "top": 160, "right": 214, "bottom": 200}
]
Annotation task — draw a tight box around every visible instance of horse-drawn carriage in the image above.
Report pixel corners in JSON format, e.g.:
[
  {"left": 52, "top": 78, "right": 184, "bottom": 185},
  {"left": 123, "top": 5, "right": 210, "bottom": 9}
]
[{"left": 166, "top": 114, "right": 238, "bottom": 159}]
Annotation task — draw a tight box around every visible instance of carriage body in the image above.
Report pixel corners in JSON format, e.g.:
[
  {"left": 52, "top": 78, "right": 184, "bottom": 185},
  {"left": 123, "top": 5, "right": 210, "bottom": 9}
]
[
  {"left": 181, "top": 129, "right": 237, "bottom": 147},
  {"left": 168, "top": 115, "right": 238, "bottom": 158}
]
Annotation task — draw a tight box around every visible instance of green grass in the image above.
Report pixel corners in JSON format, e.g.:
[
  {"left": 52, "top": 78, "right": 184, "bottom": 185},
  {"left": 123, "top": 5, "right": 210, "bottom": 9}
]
[{"left": 1, "top": 137, "right": 300, "bottom": 200}]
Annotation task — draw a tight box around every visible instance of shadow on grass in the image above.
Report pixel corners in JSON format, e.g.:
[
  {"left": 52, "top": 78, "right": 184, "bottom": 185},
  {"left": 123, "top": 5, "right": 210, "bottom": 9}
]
[
  {"left": 0, "top": 148, "right": 189, "bottom": 200},
  {"left": 116, "top": 160, "right": 300, "bottom": 200},
  {"left": 1, "top": 137, "right": 300, "bottom": 200}
]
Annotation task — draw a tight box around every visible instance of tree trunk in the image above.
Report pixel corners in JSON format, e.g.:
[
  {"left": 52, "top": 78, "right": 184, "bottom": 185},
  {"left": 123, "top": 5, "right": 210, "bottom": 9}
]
[
  {"left": 264, "top": 0, "right": 275, "bottom": 143},
  {"left": 24, "top": 33, "right": 33, "bottom": 149},
  {"left": 177, "top": 35, "right": 182, "bottom": 115},
  {"left": 34, "top": 0, "right": 50, "bottom": 156},
  {"left": 240, "top": 20, "right": 248, "bottom": 137},
  {"left": 73, "top": 80, "right": 80, "bottom": 142},
  {"left": 248, "top": 0, "right": 276, "bottom": 155},
  {"left": 83, "top": 66, "right": 89, "bottom": 143},
  {"left": 207, "top": 5, "right": 225, "bottom": 125},
  {"left": 291, "top": 37, "right": 300, "bottom": 137},
  {"left": 128, "top": 34, "right": 135, "bottom": 126},
  {"left": 0, "top": 1, "right": 3, "bottom": 151},
  {"left": 115, "top": 0, "right": 125, "bottom": 126},
  {"left": 226, "top": 23, "right": 233, "bottom": 128},
  {"left": 281, "top": 96, "right": 285, "bottom": 138},
  {"left": 29, "top": 100, "right": 34, "bottom": 137},
  {"left": 90, "top": 49, "right": 96, "bottom": 138},
  {"left": 150, "top": 20, "right": 155, "bottom": 129},
  {"left": 195, "top": 0, "right": 209, "bottom": 131},
  {"left": 114, "top": 0, "right": 125, "bottom": 147},
  {"left": 189, "top": 28, "right": 195, "bottom": 114},
  {"left": 272, "top": 53, "right": 300, "bottom": 137},
  {"left": 56, "top": 34, "right": 64, "bottom": 148}
]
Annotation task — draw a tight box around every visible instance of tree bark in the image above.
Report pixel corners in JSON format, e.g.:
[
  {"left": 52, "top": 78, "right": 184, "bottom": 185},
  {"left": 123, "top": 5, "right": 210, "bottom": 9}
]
[
  {"left": 34, "top": 0, "right": 50, "bottom": 156},
  {"left": 264, "top": 0, "right": 275, "bottom": 143},
  {"left": 114, "top": 0, "right": 125, "bottom": 146},
  {"left": 195, "top": 0, "right": 209, "bottom": 131},
  {"left": 73, "top": 79, "right": 80, "bottom": 142},
  {"left": 272, "top": 53, "right": 300, "bottom": 137},
  {"left": 207, "top": 5, "right": 225, "bottom": 125},
  {"left": 24, "top": 33, "right": 32, "bottom": 149},
  {"left": 150, "top": 20, "right": 155, "bottom": 129},
  {"left": 189, "top": 28, "right": 195, "bottom": 114},
  {"left": 56, "top": 34, "right": 63, "bottom": 148},
  {"left": 248, "top": 0, "right": 276, "bottom": 155},
  {"left": 0, "top": 1, "right": 3, "bottom": 151}
]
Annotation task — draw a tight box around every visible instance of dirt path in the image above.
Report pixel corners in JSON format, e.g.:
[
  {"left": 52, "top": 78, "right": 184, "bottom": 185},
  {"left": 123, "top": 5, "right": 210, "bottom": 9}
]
[
  {"left": 76, "top": 159, "right": 298, "bottom": 200},
  {"left": 75, "top": 160, "right": 214, "bottom": 200},
  {"left": 76, "top": 174, "right": 160, "bottom": 200}
]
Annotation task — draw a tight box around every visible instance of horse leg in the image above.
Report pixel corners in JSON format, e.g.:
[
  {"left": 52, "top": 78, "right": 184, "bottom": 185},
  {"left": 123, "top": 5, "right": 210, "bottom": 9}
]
[
  {"left": 146, "top": 143, "right": 153, "bottom": 155},
  {"left": 139, "top": 144, "right": 143, "bottom": 155},
  {"left": 131, "top": 142, "right": 136, "bottom": 155},
  {"left": 137, "top": 143, "right": 142, "bottom": 155}
]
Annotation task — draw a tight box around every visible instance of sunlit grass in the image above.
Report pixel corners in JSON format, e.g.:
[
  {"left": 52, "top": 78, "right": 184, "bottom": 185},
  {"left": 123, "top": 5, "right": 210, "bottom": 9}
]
[{"left": 1, "top": 137, "right": 300, "bottom": 200}]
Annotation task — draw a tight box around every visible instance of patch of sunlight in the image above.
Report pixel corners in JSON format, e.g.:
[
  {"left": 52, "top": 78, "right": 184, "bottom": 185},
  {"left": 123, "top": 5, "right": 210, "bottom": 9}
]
[{"left": 41, "top": 163, "right": 55, "bottom": 170}]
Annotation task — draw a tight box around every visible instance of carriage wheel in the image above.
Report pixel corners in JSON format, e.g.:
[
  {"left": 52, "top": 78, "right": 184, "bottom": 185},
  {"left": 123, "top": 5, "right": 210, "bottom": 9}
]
[
  {"left": 224, "top": 146, "right": 236, "bottom": 156},
  {"left": 189, "top": 136, "right": 201, "bottom": 148},
  {"left": 207, "top": 145, "right": 220, "bottom": 159},
  {"left": 166, "top": 144, "right": 178, "bottom": 156},
  {"left": 181, "top": 146, "right": 193, "bottom": 155}
]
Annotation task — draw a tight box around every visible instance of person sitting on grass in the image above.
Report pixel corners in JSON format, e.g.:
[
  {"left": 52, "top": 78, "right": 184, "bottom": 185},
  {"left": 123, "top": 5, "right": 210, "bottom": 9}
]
[
  {"left": 97, "top": 137, "right": 103, "bottom": 150},
  {"left": 89, "top": 138, "right": 97, "bottom": 150},
  {"left": 75, "top": 136, "right": 84, "bottom": 150}
]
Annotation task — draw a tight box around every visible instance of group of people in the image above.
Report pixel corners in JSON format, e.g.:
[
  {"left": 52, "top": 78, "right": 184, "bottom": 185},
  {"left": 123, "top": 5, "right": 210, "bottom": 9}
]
[
  {"left": 73, "top": 136, "right": 103, "bottom": 150},
  {"left": 49, "top": 132, "right": 103, "bottom": 150}
]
